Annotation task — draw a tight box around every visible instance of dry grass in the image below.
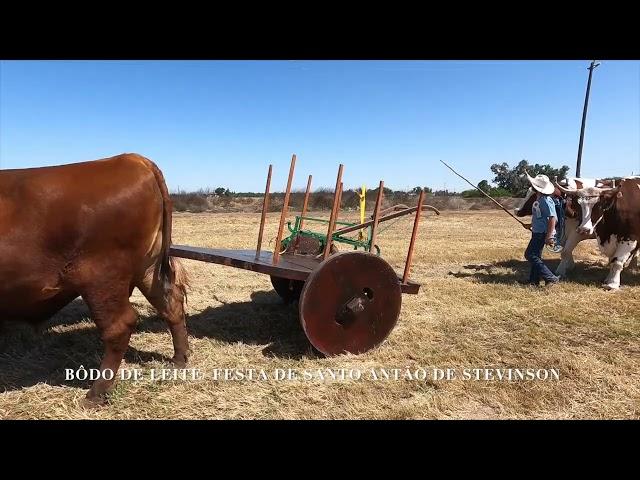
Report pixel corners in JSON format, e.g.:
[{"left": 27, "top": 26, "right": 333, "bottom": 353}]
[{"left": 1, "top": 210, "right": 638, "bottom": 419}]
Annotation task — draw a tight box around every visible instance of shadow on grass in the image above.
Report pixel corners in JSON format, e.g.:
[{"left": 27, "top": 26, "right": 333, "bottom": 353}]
[
  {"left": 134, "top": 290, "right": 313, "bottom": 360},
  {"left": 0, "top": 290, "right": 314, "bottom": 393},
  {"left": 448, "top": 259, "right": 640, "bottom": 287}
]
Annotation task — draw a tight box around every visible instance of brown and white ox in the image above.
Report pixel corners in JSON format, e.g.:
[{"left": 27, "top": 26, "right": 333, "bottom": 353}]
[
  {"left": 0, "top": 153, "right": 190, "bottom": 405},
  {"left": 515, "top": 177, "right": 607, "bottom": 277},
  {"left": 555, "top": 176, "right": 640, "bottom": 290}
]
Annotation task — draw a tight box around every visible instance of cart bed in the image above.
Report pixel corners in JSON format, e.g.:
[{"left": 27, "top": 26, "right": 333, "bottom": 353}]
[{"left": 169, "top": 245, "right": 421, "bottom": 294}]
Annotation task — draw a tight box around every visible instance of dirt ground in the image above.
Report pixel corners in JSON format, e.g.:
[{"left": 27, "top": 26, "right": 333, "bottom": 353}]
[{"left": 1, "top": 210, "right": 638, "bottom": 419}]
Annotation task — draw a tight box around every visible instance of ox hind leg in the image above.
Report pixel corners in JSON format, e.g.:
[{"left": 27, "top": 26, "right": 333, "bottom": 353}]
[
  {"left": 137, "top": 259, "right": 190, "bottom": 367},
  {"left": 82, "top": 283, "right": 138, "bottom": 405},
  {"left": 625, "top": 249, "right": 639, "bottom": 272}
]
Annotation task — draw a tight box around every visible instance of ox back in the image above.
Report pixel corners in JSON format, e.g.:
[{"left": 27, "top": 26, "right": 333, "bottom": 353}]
[{"left": 0, "top": 153, "right": 190, "bottom": 404}]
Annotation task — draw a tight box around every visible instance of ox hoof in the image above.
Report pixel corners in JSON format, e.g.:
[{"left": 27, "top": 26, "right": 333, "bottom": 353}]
[
  {"left": 171, "top": 353, "right": 189, "bottom": 368},
  {"left": 82, "top": 394, "right": 108, "bottom": 409},
  {"left": 602, "top": 283, "right": 620, "bottom": 291}
]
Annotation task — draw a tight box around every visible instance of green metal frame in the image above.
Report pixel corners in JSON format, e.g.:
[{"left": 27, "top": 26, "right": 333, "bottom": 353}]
[{"left": 282, "top": 215, "right": 381, "bottom": 255}]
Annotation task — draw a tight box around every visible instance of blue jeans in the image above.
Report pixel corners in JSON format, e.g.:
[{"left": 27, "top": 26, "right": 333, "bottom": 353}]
[{"left": 525, "top": 233, "right": 558, "bottom": 284}]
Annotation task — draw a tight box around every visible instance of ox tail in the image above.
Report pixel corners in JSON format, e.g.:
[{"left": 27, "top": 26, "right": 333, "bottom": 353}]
[{"left": 146, "top": 158, "right": 190, "bottom": 303}]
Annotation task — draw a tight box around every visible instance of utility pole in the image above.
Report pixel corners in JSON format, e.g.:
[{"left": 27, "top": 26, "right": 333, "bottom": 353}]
[{"left": 575, "top": 60, "right": 601, "bottom": 178}]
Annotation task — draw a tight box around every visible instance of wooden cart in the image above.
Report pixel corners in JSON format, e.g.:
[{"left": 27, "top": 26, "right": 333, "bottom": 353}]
[{"left": 170, "top": 154, "right": 439, "bottom": 356}]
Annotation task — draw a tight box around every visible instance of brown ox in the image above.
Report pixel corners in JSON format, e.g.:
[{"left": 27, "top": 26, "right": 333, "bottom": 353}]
[
  {"left": 556, "top": 177, "right": 640, "bottom": 290},
  {"left": 0, "top": 153, "right": 189, "bottom": 404}
]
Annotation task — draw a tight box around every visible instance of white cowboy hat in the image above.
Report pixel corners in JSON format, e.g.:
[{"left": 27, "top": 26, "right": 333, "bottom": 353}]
[{"left": 525, "top": 170, "right": 555, "bottom": 195}]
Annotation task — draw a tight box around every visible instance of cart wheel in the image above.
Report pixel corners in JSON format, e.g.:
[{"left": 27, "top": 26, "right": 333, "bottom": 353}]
[
  {"left": 270, "top": 276, "right": 304, "bottom": 304},
  {"left": 299, "top": 251, "right": 402, "bottom": 356}
]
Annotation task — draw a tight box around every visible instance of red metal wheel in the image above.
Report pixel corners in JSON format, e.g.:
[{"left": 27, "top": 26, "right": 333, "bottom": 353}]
[{"left": 299, "top": 251, "right": 402, "bottom": 355}]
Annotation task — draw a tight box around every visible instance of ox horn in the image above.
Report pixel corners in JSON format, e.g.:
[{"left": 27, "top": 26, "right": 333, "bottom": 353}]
[
  {"left": 598, "top": 185, "right": 619, "bottom": 197},
  {"left": 554, "top": 181, "right": 578, "bottom": 196}
]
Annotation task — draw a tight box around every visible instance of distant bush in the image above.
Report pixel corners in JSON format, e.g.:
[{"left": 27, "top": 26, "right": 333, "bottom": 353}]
[
  {"left": 433, "top": 189, "right": 457, "bottom": 197},
  {"left": 309, "top": 188, "right": 335, "bottom": 211},
  {"left": 171, "top": 191, "right": 209, "bottom": 212},
  {"left": 461, "top": 187, "right": 511, "bottom": 198},
  {"left": 170, "top": 186, "right": 444, "bottom": 213}
]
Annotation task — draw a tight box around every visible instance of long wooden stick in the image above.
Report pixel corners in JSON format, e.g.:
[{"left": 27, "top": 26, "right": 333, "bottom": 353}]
[
  {"left": 255, "top": 164, "right": 272, "bottom": 258},
  {"left": 440, "top": 160, "right": 529, "bottom": 229},
  {"left": 273, "top": 154, "right": 296, "bottom": 264}
]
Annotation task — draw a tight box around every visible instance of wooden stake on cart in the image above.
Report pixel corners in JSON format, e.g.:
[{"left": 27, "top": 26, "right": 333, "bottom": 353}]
[
  {"left": 273, "top": 154, "right": 296, "bottom": 264},
  {"left": 255, "top": 164, "right": 272, "bottom": 258},
  {"left": 402, "top": 189, "right": 425, "bottom": 284},
  {"left": 326, "top": 181, "right": 343, "bottom": 256},
  {"left": 369, "top": 180, "right": 384, "bottom": 253},
  {"left": 292, "top": 174, "right": 313, "bottom": 255},
  {"left": 323, "top": 164, "right": 344, "bottom": 260},
  {"left": 299, "top": 175, "right": 313, "bottom": 231}
]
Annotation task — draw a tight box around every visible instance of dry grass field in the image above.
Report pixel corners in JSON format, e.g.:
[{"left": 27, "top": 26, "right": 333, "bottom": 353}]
[{"left": 1, "top": 210, "right": 638, "bottom": 419}]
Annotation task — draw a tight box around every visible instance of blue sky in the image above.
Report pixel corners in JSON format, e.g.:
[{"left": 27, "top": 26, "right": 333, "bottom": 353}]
[{"left": 1, "top": 60, "right": 638, "bottom": 193}]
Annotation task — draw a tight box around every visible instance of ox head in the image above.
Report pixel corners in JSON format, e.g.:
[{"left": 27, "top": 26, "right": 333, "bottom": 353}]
[
  {"left": 562, "top": 178, "right": 602, "bottom": 220},
  {"left": 555, "top": 181, "right": 621, "bottom": 235},
  {"left": 514, "top": 187, "right": 537, "bottom": 217},
  {"left": 514, "top": 177, "right": 600, "bottom": 219}
]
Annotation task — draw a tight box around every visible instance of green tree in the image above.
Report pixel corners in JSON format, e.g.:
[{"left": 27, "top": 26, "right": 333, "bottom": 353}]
[
  {"left": 214, "top": 187, "right": 227, "bottom": 196},
  {"left": 477, "top": 180, "right": 491, "bottom": 192},
  {"left": 490, "top": 160, "right": 570, "bottom": 197},
  {"left": 370, "top": 186, "right": 394, "bottom": 196}
]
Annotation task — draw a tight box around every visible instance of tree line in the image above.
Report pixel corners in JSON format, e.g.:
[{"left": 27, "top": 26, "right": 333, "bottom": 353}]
[
  {"left": 459, "top": 160, "right": 569, "bottom": 198},
  {"left": 182, "top": 160, "right": 569, "bottom": 198},
  {"left": 170, "top": 160, "right": 571, "bottom": 211}
]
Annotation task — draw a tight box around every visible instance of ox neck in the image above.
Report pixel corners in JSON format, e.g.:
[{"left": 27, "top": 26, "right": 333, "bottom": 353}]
[{"left": 591, "top": 198, "right": 617, "bottom": 231}]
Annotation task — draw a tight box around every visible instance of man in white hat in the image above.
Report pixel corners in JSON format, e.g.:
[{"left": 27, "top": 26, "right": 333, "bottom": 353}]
[{"left": 522, "top": 172, "right": 560, "bottom": 286}]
